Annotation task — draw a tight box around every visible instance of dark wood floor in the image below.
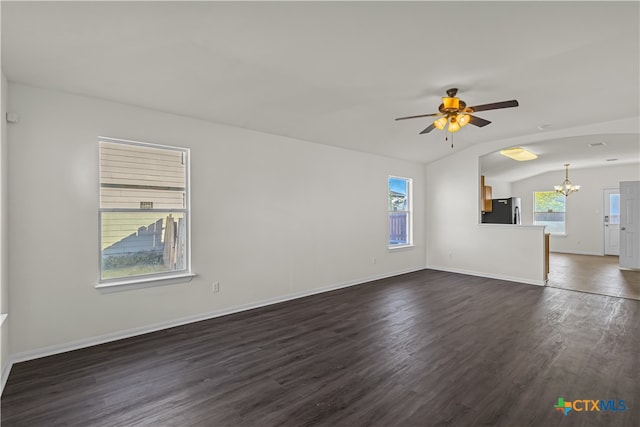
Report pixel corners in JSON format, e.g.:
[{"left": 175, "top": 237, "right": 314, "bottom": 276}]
[{"left": 2, "top": 269, "right": 638, "bottom": 426}]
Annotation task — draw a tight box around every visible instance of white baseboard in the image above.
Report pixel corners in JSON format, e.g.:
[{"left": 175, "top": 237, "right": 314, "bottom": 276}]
[
  {"left": 550, "top": 250, "right": 605, "bottom": 256},
  {"left": 427, "top": 265, "right": 546, "bottom": 287},
  {"left": 9, "top": 266, "right": 427, "bottom": 366},
  {"left": 1, "top": 313, "right": 9, "bottom": 396},
  {"left": 1, "top": 359, "right": 12, "bottom": 395}
]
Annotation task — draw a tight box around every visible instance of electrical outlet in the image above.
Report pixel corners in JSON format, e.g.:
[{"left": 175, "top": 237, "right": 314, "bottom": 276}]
[{"left": 212, "top": 282, "right": 220, "bottom": 293}]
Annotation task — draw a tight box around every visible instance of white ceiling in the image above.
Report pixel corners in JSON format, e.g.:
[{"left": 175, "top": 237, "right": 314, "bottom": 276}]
[{"left": 2, "top": 1, "right": 639, "bottom": 181}]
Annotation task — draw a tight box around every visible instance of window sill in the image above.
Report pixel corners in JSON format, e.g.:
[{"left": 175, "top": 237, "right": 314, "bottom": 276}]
[
  {"left": 95, "top": 272, "right": 196, "bottom": 293},
  {"left": 388, "top": 244, "right": 415, "bottom": 251}
]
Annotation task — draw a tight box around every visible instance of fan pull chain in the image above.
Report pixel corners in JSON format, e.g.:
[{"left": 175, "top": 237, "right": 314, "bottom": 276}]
[{"left": 445, "top": 133, "right": 454, "bottom": 148}]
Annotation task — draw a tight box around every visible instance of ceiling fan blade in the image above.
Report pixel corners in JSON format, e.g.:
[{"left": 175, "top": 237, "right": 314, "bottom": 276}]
[
  {"left": 419, "top": 123, "right": 436, "bottom": 134},
  {"left": 468, "top": 115, "right": 492, "bottom": 127},
  {"left": 466, "top": 100, "right": 519, "bottom": 113},
  {"left": 395, "top": 112, "right": 441, "bottom": 121}
]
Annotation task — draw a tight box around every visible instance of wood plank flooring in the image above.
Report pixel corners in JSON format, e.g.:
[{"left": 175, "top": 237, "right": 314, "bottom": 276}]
[
  {"left": 2, "top": 269, "right": 638, "bottom": 426},
  {"left": 548, "top": 253, "right": 640, "bottom": 300}
]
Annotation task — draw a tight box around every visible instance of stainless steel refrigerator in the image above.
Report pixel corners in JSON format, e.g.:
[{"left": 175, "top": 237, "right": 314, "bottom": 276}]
[{"left": 482, "top": 197, "right": 522, "bottom": 224}]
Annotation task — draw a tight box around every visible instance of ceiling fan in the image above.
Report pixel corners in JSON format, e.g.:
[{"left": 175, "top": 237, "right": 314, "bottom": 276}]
[{"left": 395, "top": 88, "right": 519, "bottom": 134}]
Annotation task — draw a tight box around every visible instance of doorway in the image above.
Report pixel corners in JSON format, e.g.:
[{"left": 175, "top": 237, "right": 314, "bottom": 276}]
[{"left": 603, "top": 188, "right": 620, "bottom": 256}]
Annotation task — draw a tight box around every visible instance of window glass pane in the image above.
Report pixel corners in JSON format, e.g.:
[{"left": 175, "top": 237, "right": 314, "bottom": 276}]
[
  {"left": 609, "top": 194, "right": 620, "bottom": 225},
  {"left": 534, "top": 192, "right": 565, "bottom": 212},
  {"left": 100, "top": 141, "right": 185, "bottom": 209},
  {"left": 389, "top": 212, "right": 408, "bottom": 245},
  {"left": 533, "top": 212, "right": 566, "bottom": 234},
  {"left": 101, "top": 212, "right": 186, "bottom": 280},
  {"left": 389, "top": 177, "right": 408, "bottom": 211}
]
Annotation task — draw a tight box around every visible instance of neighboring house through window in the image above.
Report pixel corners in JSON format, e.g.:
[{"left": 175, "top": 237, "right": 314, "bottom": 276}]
[
  {"left": 99, "top": 137, "right": 190, "bottom": 283},
  {"left": 534, "top": 191, "right": 566, "bottom": 235},
  {"left": 388, "top": 176, "right": 412, "bottom": 247}
]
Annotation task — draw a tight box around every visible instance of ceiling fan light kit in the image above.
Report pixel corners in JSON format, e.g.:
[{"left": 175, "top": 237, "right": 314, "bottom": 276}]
[
  {"left": 457, "top": 114, "right": 471, "bottom": 127},
  {"left": 448, "top": 117, "right": 461, "bottom": 133},
  {"left": 395, "top": 87, "right": 519, "bottom": 139},
  {"left": 434, "top": 117, "right": 448, "bottom": 130}
]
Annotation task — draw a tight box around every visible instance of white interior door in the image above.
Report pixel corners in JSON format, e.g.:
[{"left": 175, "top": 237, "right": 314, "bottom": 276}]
[
  {"left": 604, "top": 188, "right": 620, "bottom": 255},
  {"left": 620, "top": 181, "right": 640, "bottom": 269}
]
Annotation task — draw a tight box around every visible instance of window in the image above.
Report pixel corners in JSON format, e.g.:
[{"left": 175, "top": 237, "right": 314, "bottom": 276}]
[
  {"left": 388, "top": 176, "right": 412, "bottom": 247},
  {"left": 609, "top": 193, "right": 620, "bottom": 225},
  {"left": 99, "top": 137, "right": 190, "bottom": 283},
  {"left": 534, "top": 191, "right": 565, "bottom": 234}
]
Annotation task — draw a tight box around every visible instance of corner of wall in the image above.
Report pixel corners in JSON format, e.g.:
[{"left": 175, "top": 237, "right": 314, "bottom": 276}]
[{"left": 1, "top": 71, "right": 12, "bottom": 395}]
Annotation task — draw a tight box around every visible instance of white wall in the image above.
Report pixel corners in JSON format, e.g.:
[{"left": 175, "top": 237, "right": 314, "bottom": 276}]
[
  {"left": 485, "top": 178, "right": 512, "bottom": 199},
  {"left": 1, "top": 73, "right": 9, "bottom": 390},
  {"left": 512, "top": 163, "right": 640, "bottom": 255},
  {"left": 7, "top": 83, "right": 426, "bottom": 357},
  {"left": 425, "top": 148, "right": 546, "bottom": 285}
]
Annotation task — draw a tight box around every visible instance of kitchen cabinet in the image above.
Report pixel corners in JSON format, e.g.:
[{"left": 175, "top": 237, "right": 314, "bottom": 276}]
[{"left": 480, "top": 175, "right": 493, "bottom": 213}]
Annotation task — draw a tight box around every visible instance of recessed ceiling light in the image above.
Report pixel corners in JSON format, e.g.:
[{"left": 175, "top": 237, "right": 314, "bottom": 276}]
[
  {"left": 499, "top": 147, "right": 538, "bottom": 161},
  {"left": 588, "top": 142, "right": 607, "bottom": 147}
]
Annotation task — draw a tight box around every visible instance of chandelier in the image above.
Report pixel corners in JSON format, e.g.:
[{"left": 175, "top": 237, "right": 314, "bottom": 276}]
[{"left": 555, "top": 164, "right": 580, "bottom": 196}]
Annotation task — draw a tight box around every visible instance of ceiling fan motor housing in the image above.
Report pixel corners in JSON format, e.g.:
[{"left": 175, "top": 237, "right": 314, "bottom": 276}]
[{"left": 440, "top": 99, "right": 467, "bottom": 114}]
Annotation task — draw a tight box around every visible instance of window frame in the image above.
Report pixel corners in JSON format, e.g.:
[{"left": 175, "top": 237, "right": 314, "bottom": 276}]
[
  {"left": 97, "top": 137, "right": 192, "bottom": 289},
  {"left": 388, "top": 175, "right": 413, "bottom": 249},
  {"left": 533, "top": 190, "right": 566, "bottom": 236}
]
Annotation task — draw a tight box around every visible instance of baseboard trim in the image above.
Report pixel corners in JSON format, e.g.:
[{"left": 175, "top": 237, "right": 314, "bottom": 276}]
[
  {"left": 550, "top": 250, "right": 604, "bottom": 256},
  {"left": 427, "top": 265, "right": 546, "bottom": 287},
  {"left": 9, "top": 266, "right": 427, "bottom": 366},
  {"left": 1, "top": 313, "right": 10, "bottom": 396},
  {"left": 1, "top": 359, "right": 12, "bottom": 396}
]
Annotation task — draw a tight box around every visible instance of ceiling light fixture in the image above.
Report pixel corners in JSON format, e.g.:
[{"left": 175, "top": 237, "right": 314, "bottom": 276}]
[
  {"left": 434, "top": 117, "right": 448, "bottom": 130},
  {"left": 499, "top": 147, "right": 538, "bottom": 161},
  {"left": 395, "top": 88, "right": 519, "bottom": 137},
  {"left": 554, "top": 164, "right": 580, "bottom": 196},
  {"left": 457, "top": 114, "right": 471, "bottom": 127},
  {"left": 448, "top": 117, "right": 461, "bottom": 133},
  {"left": 432, "top": 114, "right": 471, "bottom": 133}
]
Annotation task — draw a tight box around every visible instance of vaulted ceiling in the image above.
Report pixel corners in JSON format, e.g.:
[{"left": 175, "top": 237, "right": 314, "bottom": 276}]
[{"left": 2, "top": 1, "right": 639, "bottom": 181}]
